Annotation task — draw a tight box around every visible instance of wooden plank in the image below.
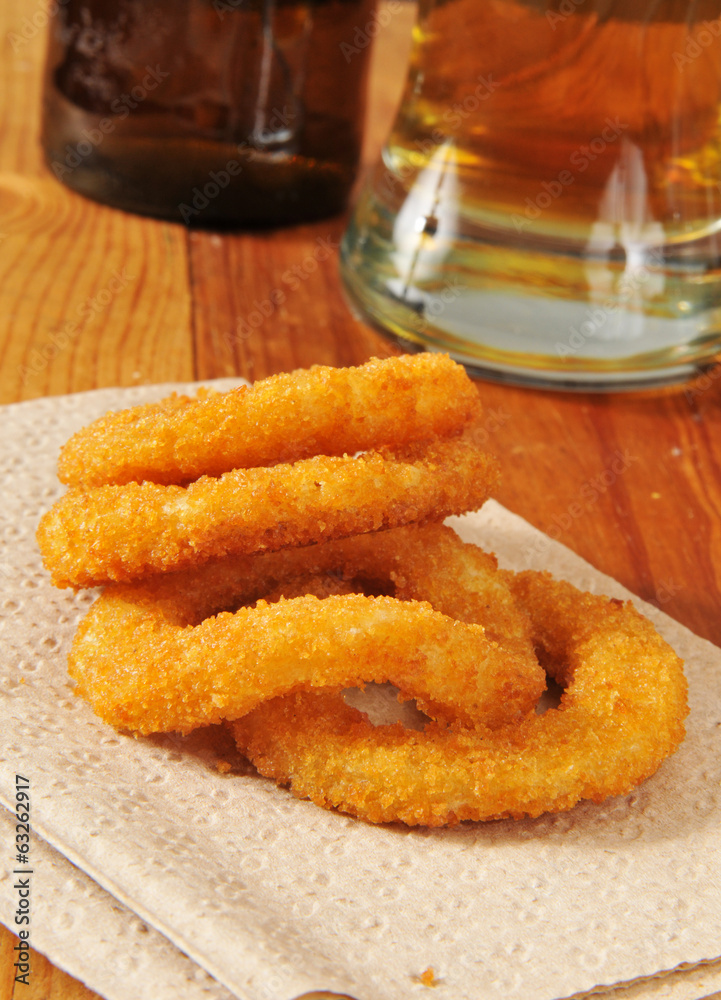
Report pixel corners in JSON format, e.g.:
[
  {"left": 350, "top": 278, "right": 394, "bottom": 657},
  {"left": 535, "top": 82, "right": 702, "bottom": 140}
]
[
  {"left": 0, "top": 2, "right": 47, "bottom": 178},
  {"left": 471, "top": 378, "right": 721, "bottom": 647},
  {"left": 0, "top": 1, "right": 193, "bottom": 406},
  {"left": 0, "top": 925, "right": 97, "bottom": 1000},
  {"left": 189, "top": 219, "right": 396, "bottom": 384},
  {"left": 0, "top": 925, "right": 17, "bottom": 1000},
  {"left": 0, "top": 184, "right": 193, "bottom": 403}
]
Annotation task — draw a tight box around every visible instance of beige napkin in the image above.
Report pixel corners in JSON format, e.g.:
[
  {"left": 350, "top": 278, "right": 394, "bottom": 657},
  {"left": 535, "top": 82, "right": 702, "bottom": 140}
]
[
  {"left": 0, "top": 805, "right": 237, "bottom": 1000},
  {"left": 1, "top": 383, "right": 721, "bottom": 1000},
  {"left": 1, "top": 811, "right": 721, "bottom": 1000}
]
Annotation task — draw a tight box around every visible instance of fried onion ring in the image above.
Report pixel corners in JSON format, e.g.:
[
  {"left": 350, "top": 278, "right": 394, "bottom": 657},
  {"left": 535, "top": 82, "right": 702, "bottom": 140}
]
[
  {"left": 58, "top": 354, "right": 481, "bottom": 487},
  {"left": 38, "top": 431, "right": 499, "bottom": 588},
  {"left": 67, "top": 524, "right": 545, "bottom": 736},
  {"left": 233, "top": 571, "right": 688, "bottom": 826}
]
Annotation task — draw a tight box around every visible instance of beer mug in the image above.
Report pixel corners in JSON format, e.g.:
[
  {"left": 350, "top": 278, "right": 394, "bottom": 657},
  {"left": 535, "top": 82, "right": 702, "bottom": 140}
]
[
  {"left": 42, "top": 0, "right": 376, "bottom": 225},
  {"left": 341, "top": 0, "right": 721, "bottom": 389}
]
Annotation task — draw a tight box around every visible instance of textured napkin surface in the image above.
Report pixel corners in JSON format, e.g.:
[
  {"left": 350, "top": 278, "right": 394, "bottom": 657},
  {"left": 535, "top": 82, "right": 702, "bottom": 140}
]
[
  {"left": 0, "top": 805, "right": 237, "bottom": 1000},
  {"left": 2, "top": 813, "right": 721, "bottom": 1000},
  {"left": 1, "top": 383, "right": 721, "bottom": 1000}
]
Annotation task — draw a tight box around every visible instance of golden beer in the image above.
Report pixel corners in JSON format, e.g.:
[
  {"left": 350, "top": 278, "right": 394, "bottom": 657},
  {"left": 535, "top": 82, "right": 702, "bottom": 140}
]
[{"left": 342, "top": 0, "right": 721, "bottom": 387}]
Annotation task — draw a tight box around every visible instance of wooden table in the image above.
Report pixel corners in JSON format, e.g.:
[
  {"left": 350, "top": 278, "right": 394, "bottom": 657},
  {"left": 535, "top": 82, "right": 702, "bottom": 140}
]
[{"left": 2, "top": 1, "right": 721, "bottom": 997}]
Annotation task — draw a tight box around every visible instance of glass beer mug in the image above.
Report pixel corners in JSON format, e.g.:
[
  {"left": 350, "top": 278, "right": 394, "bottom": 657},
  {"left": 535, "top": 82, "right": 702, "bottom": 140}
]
[
  {"left": 42, "top": 0, "right": 376, "bottom": 225},
  {"left": 341, "top": 0, "right": 721, "bottom": 388}
]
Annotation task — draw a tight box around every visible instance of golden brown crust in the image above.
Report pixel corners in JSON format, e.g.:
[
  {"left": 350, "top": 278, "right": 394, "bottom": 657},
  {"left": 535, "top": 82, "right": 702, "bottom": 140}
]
[
  {"left": 67, "top": 525, "right": 546, "bottom": 737},
  {"left": 38, "top": 431, "right": 499, "bottom": 588},
  {"left": 57, "top": 354, "right": 482, "bottom": 487},
  {"left": 233, "top": 572, "right": 688, "bottom": 826},
  {"left": 41, "top": 353, "right": 688, "bottom": 827}
]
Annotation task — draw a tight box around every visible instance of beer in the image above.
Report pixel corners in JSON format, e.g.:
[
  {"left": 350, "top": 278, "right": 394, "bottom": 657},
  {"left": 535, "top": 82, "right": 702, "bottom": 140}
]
[
  {"left": 43, "top": 0, "right": 376, "bottom": 225},
  {"left": 342, "top": 0, "right": 721, "bottom": 387}
]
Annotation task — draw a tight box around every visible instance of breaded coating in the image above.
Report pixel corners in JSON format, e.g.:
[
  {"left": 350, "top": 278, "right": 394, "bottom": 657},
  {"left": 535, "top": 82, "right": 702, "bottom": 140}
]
[
  {"left": 60, "top": 520, "right": 532, "bottom": 642},
  {"left": 229, "top": 521, "right": 536, "bottom": 660},
  {"left": 58, "top": 353, "right": 481, "bottom": 487},
  {"left": 39, "top": 350, "right": 689, "bottom": 829},
  {"left": 67, "top": 526, "right": 544, "bottom": 735},
  {"left": 37, "top": 433, "right": 499, "bottom": 588},
  {"left": 233, "top": 572, "right": 688, "bottom": 826},
  {"left": 69, "top": 593, "right": 542, "bottom": 737}
]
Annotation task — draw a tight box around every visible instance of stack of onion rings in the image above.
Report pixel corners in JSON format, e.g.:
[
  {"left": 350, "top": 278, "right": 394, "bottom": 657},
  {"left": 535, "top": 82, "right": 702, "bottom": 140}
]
[
  {"left": 38, "top": 429, "right": 499, "bottom": 588},
  {"left": 38, "top": 353, "right": 689, "bottom": 826}
]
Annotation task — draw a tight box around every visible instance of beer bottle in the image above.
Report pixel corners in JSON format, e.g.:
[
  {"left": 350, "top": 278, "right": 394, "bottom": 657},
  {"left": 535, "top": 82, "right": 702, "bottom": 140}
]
[{"left": 42, "top": 0, "right": 377, "bottom": 225}]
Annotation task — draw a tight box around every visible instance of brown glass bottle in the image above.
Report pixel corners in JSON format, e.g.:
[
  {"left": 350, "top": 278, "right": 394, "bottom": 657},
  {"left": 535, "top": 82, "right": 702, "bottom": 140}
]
[{"left": 42, "top": 0, "right": 377, "bottom": 225}]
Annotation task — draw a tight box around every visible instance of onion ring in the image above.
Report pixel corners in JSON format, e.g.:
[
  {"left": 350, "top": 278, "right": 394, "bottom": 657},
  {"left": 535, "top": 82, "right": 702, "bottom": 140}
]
[
  {"left": 58, "top": 354, "right": 481, "bottom": 487},
  {"left": 67, "top": 524, "right": 545, "bottom": 736},
  {"left": 38, "top": 430, "right": 499, "bottom": 588},
  {"left": 233, "top": 571, "right": 688, "bottom": 826},
  {"left": 232, "top": 521, "right": 537, "bottom": 660}
]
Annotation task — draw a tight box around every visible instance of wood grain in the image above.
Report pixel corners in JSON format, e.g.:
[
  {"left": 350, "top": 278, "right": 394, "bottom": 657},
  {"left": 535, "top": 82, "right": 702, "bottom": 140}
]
[
  {"left": 1, "top": 0, "right": 721, "bottom": 997},
  {"left": 0, "top": 3, "right": 194, "bottom": 405},
  {"left": 0, "top": 925, "right": 96, "bottom": 1000}
]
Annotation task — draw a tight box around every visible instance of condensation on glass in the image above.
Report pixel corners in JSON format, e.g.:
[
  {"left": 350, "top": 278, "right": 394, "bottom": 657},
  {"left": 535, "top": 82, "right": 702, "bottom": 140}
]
[
  {"left": 43, "top": 0, "right": 377, "bottom": 225},
  {"left": 341, "top": 0, "right": 721, "bottom": 389}
]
